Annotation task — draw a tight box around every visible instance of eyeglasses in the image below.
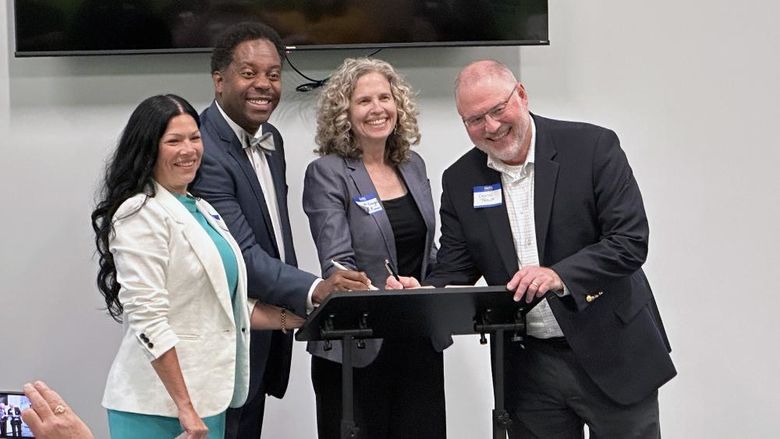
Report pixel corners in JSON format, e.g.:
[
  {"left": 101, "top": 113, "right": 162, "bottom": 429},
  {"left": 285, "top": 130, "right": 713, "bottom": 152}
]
[{"left": 462, "top": 86, "right": 518, "bottom": 129}]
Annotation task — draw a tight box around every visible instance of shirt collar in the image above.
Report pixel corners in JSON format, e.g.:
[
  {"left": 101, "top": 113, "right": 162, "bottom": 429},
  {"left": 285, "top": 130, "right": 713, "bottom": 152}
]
[
  {"left": 214, "top": 100, "right": 274, "bottom": 151},
  {"left": 487, "top": 116, "right": 537, "bottom": 182}
]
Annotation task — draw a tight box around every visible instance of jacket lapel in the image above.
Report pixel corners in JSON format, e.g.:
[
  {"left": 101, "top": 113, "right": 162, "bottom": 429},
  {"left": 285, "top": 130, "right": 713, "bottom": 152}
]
[
  {"left": 207, "top": 103, "right": 280, "bottom": 257},
  {"left": 153, "top": 182, "right": 234, "bottom": 320},
  {"left": 346, "top": 157, "right": 397, "bottom": 266},
  {"left": 197, "top": 199, "right": 248, "bottom": 316},
  {"left": 262, "top": 125, "right": 296, "bottom": 265},
  {"left": 397, "top": 159, "right": 436, "bottom": 277},
  {"left": 469, "top": 154, "right": 519, "bottom": 277},
  {"left": 531, "top": 115, "right": 559, "bottom": 263},
  {"left": 398, "top": 160, "right": 435, "bottom": 241}
]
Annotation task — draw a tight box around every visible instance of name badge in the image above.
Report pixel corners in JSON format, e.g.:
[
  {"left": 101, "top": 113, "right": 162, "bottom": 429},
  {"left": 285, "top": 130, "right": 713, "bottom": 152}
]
[
  {"left": 354, "top": 193, "right": 383, "bottom": 215},
  {"left": 473, "top": 184, "right": 502, "bottom": 208}
]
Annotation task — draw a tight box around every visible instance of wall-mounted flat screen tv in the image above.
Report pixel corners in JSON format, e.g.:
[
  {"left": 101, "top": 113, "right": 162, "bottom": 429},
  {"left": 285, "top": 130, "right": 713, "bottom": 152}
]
[{"left": 14, "top": 0, "right": 548, "bottom": 57}]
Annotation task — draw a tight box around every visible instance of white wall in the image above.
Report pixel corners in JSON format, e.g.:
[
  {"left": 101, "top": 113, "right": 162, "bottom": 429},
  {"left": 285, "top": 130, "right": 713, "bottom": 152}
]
[{"left": 2, "top": 0, "right": 779, "bottom": 438}]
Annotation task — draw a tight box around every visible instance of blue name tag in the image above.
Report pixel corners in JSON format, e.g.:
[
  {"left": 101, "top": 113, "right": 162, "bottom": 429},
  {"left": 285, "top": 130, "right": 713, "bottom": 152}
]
[
  {"left": 353, "top": 193, "right": 383, "bottom": 214},
  {"left": 473, "top": 184, "right": 503, "bottom": 208}
]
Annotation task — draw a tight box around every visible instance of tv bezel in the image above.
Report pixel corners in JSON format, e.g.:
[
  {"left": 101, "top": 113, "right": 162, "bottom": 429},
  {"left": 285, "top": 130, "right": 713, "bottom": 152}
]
[{"left": 15, "top": 39, "right": 550, "bottom": 58}]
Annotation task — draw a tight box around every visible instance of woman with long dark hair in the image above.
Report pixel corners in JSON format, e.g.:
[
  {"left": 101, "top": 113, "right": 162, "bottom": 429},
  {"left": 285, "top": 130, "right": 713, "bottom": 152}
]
[{"left": 91, "top": 94, "right": 302, "bottom": 439}]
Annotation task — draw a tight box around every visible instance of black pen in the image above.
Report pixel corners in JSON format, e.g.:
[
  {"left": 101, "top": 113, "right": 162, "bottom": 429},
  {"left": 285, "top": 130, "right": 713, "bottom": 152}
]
[{"left": 384, "top": 259, "right": 400, "bottom": 282}]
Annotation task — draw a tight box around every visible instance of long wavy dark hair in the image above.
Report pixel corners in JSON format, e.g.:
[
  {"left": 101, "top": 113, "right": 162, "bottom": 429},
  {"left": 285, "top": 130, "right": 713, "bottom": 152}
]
[{"left": 91, "top": 94, "right": 200, "bottom": 322}]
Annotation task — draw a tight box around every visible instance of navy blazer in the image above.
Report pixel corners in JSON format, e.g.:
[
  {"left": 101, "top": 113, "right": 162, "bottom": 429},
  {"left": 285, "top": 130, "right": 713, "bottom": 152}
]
[
  {"left": 191, "top": 101, "right": 317, "bottom": 399},
  {"left": 426, "top": 114, "right": 676, "bottom": 405},
  {"left": 302, "top": 151, "right": 445, "bottom": 366}
]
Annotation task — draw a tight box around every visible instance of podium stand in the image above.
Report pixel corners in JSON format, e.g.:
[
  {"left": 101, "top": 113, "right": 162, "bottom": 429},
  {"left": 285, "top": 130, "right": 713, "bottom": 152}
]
[{"left": 296, "top": 286, "right": 544, "bottom": 439}]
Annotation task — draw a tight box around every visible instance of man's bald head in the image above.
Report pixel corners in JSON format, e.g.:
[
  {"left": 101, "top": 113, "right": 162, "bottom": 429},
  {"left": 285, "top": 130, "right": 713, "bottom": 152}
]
[{"left": 455, "top": 60, "right": 518, "bottom": 101}]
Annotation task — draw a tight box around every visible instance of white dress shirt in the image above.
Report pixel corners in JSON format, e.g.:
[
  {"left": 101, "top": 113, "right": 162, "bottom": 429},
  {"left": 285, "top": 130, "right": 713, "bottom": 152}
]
[{"left": 487, "top": 118, "right": 565, "bottom": 339}]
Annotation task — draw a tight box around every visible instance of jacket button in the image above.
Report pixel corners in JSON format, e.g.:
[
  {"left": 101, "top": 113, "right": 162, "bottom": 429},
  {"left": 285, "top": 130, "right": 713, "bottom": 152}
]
[
  {"left": 241, "top": 328, "right": 246, "bottom": 333},
  {"left": 140, "top": 334, "right": 149, "bottom": 342},
  {"left": 586, "top": 292, "right": 603, "bottom": 303},
  {"left": 147, "top": 342, "right": 154, "bottom": 349}
]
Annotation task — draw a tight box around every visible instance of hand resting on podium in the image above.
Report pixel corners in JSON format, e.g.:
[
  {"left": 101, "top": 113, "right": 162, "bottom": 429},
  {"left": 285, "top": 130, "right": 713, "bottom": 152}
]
[{"left": 387, "top": 264, "right": 564, "bottom": 303}]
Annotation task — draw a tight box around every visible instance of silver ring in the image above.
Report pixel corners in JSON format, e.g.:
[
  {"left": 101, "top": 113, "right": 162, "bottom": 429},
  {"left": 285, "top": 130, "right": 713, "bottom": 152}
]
[
  {"left": 530, "top": 282, "right": 539, "bottom": 288},
  {"left": 54, "top": 404, "right": 66, "bottom": 415}
]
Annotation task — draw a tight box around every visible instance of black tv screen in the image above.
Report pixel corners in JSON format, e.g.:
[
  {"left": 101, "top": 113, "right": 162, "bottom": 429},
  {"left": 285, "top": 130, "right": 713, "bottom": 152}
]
[{"left": 14, "top": 0, "right": 548, "bottom": 57}]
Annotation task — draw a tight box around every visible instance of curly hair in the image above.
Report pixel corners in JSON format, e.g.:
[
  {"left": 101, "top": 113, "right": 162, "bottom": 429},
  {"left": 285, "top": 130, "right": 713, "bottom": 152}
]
[
  {"left": 211, "top": 21, "right": 285, "bottom": 73},
  {"left": 314, "top": 57, "right": 421, "bottom": 164},
  {"left": 90, "top": 94, "right": 200, "bottom": 322}
]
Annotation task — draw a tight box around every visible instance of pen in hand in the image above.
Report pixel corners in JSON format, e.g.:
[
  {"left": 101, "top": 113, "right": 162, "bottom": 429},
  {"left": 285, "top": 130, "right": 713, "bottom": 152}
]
[
  {"left": 384, "top": 259, "right": 401, "bottom": 282},
  {"left": 330, "top": 260, "right": 378, "bottom": 290}
]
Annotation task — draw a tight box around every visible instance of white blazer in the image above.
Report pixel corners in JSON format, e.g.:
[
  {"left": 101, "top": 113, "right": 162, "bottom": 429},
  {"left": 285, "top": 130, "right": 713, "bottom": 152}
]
[{"left": 102, "top": 181, "right": 253, "bottom": 417}]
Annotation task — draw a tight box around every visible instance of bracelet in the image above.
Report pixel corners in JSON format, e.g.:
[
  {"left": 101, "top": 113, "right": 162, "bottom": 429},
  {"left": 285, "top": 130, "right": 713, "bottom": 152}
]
[{"left": 280, "top": 308, "right": 287, "bottom": 334}]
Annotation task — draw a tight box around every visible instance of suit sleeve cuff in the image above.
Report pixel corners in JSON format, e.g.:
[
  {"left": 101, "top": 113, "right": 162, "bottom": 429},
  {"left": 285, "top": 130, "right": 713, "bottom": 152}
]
[
  {"left": 306, "top": 278, "right": 323, "bottom": 315},
  {"left": 247, "top": 297, "right": 258, "bottom": 318},
  {"left": 136, "top": 327, "right": 178, "bottom": 361},
  {"left": 556, "top": 282, "right": 571, "bottom": 297}
]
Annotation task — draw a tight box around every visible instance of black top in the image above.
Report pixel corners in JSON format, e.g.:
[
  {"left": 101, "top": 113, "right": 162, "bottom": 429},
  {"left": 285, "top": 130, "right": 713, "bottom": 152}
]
[{"left": 383, "top": 192, "right": 426, "bottom": 280}]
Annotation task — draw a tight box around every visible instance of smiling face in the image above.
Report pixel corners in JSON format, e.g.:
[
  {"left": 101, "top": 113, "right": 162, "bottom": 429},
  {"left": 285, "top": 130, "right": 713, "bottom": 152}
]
[
  {"left": 153, "top": 114, "right": 203, "bottom": 194},
  {"left": 348, "top": 71, "right": 397, "bottom": 150},
  {"left": 213, "top": 38, "right": 282, "bottom": 134},
  {"left": 456, "top": 75, "right": 532, "bottom": 165}
]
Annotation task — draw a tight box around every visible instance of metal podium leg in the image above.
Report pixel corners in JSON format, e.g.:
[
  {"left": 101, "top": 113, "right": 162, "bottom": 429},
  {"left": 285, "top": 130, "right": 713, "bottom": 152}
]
[
  {"left": 341, "top": 335, "right": 359, "bottom": 439},
  {"left": 477, "top": 309, "right": 525, "bottom": 438},
  {"left": 492, "top": 330, "right": 511, "bottom": 439}
]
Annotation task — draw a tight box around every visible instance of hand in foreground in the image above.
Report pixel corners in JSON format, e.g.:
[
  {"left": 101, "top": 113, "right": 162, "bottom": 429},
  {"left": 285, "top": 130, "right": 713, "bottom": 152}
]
[
  {"left": 506, "top": 266, "right": 563, "bottom": 303},
  {"left": 313, "top": 270, "right": 372, "bottom": 304},
  {"left": 22, "top": 381, "right": 94, "bottom": 439},
  {"left": 176, "top": 403, "right": 208, "bottom": 439},
  {"left": 385, "top": 275, "right": 422, "bottom": 290}
]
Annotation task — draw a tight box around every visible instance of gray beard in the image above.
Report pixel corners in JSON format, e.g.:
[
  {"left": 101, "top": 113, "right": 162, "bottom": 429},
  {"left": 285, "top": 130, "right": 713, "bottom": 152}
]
[{"left": 477, "top": 140, "right": 523, "bottom": 164}]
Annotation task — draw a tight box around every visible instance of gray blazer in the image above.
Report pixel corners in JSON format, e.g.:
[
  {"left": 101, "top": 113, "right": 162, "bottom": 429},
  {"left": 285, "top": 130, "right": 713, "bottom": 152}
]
[{"left": 302, "top": 151, "right": 444, "bottom": 366}]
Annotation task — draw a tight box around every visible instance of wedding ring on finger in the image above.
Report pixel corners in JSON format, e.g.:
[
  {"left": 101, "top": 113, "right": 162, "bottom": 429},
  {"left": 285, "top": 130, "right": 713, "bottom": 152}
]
[
  {"left": 54, "top": 404, "right": 66, "bottom": 415},
  {"left": 530, "top": 282, "right": 540, "bottom": 288}
]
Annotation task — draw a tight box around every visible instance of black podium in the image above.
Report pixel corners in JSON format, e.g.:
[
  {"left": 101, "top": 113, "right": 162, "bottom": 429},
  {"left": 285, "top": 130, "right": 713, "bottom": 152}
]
[{"left": 296, "top": 286, "right": 543, "bottom": 439}]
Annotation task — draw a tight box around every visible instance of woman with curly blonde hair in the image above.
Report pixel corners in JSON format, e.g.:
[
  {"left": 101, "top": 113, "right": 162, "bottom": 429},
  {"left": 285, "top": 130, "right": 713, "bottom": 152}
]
[
  {"left": 314, "top": 57, "right": 421, "bottom": 165},
  {"left": 303, "top": 58, "right": 446, "bottom": 438}
]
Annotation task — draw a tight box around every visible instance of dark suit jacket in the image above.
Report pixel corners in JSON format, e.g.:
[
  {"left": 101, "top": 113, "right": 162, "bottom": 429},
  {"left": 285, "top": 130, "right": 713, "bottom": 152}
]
[
  {"left": 191, "top": 101, "right": 317, "bottom": 399},
  {"left": 302, "top": 152, "right": 443, "bottom": 366},
  {"left": 426, "top": 114, "right": 676, "bottom": 405}
]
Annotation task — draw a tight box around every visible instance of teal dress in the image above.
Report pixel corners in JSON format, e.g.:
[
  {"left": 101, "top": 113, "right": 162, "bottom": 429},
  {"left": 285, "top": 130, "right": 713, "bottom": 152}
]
[{"left": 108, "top": 194, "right": 239, "bottom": 439}]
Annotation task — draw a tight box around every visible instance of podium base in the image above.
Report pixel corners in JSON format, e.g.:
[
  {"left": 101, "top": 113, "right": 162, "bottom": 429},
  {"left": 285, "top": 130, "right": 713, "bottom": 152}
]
[{"left": 340, "top": 420, "right": 359, "bottom": 439}]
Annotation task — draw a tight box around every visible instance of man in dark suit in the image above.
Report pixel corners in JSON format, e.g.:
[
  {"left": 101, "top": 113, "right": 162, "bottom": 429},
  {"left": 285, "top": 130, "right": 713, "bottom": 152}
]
[
  {"left": 8, "top": 406, "right": 21, "bottom": 438},
  {"left": 191, "top": 22, "right": 369, "bottom": 439},
  {"left": 390, "top": 60, "right": 676, "bottom": 437}
]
